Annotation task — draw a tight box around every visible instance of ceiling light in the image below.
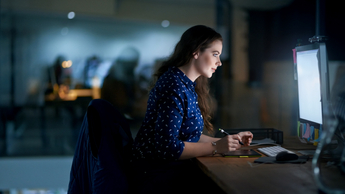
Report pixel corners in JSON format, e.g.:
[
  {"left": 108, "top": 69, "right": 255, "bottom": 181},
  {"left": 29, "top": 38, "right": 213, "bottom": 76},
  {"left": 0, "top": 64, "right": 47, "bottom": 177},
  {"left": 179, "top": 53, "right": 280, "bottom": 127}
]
[
  {"left": 68, "top": 12, "right": 75, "bottom": 19},
  {"left": 161, "top": 20, "right": 170, "bottom": 28}
]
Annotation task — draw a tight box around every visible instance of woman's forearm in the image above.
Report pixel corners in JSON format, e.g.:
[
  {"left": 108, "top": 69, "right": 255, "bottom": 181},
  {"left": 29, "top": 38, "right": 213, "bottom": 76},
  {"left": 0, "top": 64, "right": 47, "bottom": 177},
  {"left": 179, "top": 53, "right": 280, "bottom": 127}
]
[
  {"left": 178, "top": 134, "right": 220, "bottom": 160},
  {"left": 178, "top": 133, "right": 249, "bottom": 160},
  {"left": 178, "top": 141, "right": 216, "bottom": 160},
  {"left": 198, "top": 134, "right": 221, "bottom": 143}
]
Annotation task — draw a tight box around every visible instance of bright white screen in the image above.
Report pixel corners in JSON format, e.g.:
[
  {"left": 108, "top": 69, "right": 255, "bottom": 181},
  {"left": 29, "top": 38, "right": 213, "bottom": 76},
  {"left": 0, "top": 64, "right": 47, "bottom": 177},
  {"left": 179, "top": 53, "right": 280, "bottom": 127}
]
[{"left": 296, "top": 49, "right": 323, "bottom": 124}]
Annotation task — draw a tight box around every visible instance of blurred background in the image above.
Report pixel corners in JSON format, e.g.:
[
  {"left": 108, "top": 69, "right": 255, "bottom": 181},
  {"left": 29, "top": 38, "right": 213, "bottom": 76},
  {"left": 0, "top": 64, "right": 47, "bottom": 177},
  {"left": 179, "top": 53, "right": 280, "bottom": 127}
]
[{"left": 0, "top": 0, "right": 345, "bottom": 192}]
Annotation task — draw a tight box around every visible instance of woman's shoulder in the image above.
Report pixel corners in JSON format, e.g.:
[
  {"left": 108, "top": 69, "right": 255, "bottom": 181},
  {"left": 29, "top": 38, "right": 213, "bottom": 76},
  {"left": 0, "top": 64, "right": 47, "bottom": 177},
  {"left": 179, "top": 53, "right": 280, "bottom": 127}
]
[{"left": 156, "top": 70, "right": 182, "bottom": 91}]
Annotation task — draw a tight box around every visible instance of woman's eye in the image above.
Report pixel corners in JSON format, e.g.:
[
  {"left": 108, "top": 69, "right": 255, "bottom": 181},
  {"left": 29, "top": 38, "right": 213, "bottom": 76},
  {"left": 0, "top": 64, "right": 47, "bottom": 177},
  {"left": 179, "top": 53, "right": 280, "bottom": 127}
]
[{"left": 213, "top": 54, "right": 218, "bottom": 57}]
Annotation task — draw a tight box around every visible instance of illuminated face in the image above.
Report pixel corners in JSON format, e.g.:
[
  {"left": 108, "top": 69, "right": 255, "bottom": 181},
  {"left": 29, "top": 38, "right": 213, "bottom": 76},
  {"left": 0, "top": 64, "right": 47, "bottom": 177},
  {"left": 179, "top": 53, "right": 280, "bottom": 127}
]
[{"left": 194, "top": 40, "right": 222, "bottom": 78}]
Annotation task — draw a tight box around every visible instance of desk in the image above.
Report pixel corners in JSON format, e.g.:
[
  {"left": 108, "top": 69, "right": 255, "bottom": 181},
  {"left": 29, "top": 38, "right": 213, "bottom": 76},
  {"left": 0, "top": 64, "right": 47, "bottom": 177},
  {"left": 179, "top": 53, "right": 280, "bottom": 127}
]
[{"left": 195, "top": 137, "right": 319, "bottom": 194}]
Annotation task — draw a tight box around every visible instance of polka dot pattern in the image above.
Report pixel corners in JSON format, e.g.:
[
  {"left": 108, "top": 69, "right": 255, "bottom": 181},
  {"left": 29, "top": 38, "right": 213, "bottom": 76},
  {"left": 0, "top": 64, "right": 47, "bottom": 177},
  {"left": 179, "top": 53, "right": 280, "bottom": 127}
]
[{"left": 132, "top": 66, "right": 204, "bottom": 161}]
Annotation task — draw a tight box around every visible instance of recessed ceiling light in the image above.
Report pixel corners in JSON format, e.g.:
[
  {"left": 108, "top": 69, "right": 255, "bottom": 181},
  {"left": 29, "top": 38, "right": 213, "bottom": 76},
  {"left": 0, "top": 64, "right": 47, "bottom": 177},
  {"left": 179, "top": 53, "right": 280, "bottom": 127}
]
[
  {"left": 161, "top": 20, "right": 170, "bottom": 28},
  {"left": 68, "top": 12, "right": 75, "bottom": 19}
]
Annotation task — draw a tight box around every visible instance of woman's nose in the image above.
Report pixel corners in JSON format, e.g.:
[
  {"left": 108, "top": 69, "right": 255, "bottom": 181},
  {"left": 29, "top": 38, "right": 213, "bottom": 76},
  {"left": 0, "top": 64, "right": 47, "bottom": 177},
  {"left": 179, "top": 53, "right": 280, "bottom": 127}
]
[{"left": 217, "top": 61, "right": 222, "bottom": 66}]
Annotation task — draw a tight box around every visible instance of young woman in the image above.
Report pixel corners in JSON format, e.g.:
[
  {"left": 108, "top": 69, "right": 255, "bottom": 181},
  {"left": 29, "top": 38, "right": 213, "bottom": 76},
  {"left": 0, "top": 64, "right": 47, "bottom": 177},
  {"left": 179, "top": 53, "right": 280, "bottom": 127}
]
[{"left": 130, "top": 25, "right": 253, "bottom": 194}]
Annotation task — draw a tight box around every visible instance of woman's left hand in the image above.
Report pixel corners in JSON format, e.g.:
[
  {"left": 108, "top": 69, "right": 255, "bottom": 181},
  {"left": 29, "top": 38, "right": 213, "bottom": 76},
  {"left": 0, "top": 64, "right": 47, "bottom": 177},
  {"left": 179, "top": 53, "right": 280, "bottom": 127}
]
[{"left": 237, "top": 131, "right": 253, "bottom": 146}]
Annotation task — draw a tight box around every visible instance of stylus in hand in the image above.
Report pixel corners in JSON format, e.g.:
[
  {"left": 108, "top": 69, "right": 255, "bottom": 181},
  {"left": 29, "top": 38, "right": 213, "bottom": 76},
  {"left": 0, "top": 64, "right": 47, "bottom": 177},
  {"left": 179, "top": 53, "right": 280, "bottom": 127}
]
[{"left": 219, "top": 128, "right": 244, "bottom": 145}]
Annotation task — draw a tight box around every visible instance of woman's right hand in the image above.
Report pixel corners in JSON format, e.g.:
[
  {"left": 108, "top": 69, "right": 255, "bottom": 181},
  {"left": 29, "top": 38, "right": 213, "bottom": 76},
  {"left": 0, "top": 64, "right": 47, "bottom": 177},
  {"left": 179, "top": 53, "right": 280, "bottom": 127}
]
[{"left": 215, "top": 134, "right": 242, "bottom": 154}]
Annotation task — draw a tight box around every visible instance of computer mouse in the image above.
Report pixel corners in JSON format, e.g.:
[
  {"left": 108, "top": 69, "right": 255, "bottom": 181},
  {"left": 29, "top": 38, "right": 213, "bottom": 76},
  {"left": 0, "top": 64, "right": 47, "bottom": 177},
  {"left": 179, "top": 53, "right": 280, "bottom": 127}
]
[{"left": 276, "top": 151, "right": 299, "bottom": 161}]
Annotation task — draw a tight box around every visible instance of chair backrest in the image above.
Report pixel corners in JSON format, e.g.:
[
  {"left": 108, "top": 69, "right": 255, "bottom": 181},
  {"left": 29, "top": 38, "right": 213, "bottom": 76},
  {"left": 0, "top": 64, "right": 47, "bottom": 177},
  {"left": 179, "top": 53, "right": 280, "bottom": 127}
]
[{"left": 68, "top": 99, "right": 133, "bottom": 194}]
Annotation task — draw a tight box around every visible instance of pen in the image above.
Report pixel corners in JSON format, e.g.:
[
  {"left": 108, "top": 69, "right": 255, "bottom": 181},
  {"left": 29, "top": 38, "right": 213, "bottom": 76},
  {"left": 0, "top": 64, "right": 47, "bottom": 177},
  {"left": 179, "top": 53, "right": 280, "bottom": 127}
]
[{"left": 219, "top": 128, "right": 244, "bottom": 145}]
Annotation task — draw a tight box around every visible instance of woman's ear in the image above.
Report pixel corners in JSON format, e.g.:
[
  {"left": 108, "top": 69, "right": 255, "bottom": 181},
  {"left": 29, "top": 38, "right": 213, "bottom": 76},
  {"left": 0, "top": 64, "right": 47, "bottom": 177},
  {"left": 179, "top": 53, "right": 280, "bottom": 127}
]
[{"left": 193, "top": 52, "right": 199, "bottom": 59}]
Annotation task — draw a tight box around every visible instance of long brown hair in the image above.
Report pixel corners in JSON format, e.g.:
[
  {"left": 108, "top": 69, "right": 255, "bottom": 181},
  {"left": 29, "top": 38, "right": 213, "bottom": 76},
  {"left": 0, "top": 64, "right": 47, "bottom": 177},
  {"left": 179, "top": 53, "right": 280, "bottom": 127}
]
[{"left": 153, "top": 25, "right": 222, "bottom": 133}]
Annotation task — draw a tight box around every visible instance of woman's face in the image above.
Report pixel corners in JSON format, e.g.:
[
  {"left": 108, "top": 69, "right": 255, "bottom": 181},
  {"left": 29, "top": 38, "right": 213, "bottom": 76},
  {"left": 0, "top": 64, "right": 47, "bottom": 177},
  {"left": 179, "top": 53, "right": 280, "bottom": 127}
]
[{"left": 194, "top": 40, "right": 222, "bottom": 78}]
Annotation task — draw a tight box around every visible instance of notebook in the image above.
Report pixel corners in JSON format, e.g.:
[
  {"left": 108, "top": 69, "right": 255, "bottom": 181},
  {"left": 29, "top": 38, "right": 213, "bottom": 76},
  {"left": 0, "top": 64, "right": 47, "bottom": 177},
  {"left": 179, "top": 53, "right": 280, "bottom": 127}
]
[{"left": 222, "top": 149, "right": 262, "bottom": 158}]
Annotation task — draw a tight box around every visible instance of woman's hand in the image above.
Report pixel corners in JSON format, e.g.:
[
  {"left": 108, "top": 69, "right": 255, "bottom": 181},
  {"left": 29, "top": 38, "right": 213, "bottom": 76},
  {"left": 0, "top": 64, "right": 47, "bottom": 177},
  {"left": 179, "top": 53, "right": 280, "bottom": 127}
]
[
  {"left": 215, "top": 134, "right": 243, "bottom": 154},
  {"left": 237, "top": 131, "right": 253, "bottom": 146}
]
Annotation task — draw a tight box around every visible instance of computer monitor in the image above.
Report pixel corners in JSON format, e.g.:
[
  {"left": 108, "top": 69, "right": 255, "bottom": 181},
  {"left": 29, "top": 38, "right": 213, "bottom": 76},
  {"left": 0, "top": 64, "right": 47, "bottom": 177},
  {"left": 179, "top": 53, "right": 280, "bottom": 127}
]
[
  {"left": 297, "top": 43, "right": 345, "bottom": 193},
  {"left": 295, "top": 43, "right": 331, "bottom": 136}
]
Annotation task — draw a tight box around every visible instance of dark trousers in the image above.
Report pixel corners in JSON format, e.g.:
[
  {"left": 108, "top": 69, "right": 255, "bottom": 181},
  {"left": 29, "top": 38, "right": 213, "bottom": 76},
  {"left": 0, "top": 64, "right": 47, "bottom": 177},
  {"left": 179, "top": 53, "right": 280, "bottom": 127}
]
[{"left": 129, "top": 159, "right": 226, "bottom": 194}]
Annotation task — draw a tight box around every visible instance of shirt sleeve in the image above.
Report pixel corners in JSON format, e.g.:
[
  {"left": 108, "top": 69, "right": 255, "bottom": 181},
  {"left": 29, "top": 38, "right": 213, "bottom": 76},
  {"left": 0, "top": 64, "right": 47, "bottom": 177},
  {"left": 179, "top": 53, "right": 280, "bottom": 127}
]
[{"left": 154, "top": 88, "right": 185, "bottom": 160}]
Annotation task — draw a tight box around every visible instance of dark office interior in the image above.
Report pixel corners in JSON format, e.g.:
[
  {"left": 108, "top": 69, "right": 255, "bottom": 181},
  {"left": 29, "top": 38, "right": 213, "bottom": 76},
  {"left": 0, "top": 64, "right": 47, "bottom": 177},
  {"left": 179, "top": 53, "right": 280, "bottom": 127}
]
[{"left": 1, "top": 0, "right": 345, "bottom": 193}]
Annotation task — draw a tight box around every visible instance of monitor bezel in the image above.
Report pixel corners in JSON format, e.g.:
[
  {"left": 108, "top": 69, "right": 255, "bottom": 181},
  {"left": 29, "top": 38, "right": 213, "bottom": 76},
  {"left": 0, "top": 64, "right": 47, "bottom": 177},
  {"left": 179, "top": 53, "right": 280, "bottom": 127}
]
[{"left": 295, "top": 43, "right": 330, "bottom": 131}]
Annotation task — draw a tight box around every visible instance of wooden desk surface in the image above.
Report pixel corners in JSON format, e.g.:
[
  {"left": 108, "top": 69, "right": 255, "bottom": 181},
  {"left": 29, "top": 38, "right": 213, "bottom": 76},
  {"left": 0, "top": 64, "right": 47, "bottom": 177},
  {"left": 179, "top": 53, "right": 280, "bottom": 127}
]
[{"left": 195, "top": 137, "right": 319, "bottom": 194}]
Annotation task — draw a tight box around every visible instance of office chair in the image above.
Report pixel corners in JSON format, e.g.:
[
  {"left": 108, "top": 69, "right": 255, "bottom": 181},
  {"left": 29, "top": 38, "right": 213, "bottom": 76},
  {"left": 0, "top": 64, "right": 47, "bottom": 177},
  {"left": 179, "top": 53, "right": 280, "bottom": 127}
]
[{"left": 68, "top": 99, "right": 133, "bottom": 194}]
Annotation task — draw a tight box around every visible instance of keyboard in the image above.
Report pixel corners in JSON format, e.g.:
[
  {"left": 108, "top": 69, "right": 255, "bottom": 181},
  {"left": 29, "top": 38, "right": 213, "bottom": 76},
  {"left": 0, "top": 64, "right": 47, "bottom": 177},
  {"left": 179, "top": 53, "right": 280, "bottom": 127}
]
[{"left": 257, "top": 146, "right": 295, "bottom": 157}]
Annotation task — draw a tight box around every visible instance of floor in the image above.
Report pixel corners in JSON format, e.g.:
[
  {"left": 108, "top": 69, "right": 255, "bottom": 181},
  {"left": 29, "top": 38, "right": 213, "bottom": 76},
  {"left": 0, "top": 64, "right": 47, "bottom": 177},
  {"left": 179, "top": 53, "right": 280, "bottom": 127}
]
[{"left": 0, "top": 156, "right": 73, "bottom": 192}]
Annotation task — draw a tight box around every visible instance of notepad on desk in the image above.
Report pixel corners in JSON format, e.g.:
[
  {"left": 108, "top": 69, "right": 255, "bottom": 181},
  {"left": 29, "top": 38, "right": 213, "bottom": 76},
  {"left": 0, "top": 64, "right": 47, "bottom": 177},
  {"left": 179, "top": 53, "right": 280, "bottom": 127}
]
[{"left": 223, "top": 149, "right": 262, "bottom": 158}]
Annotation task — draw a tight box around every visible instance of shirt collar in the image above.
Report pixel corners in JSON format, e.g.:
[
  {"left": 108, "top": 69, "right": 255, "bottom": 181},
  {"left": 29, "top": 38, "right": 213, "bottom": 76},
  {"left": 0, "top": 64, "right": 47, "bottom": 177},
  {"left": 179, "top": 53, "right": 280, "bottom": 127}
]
[{"left": 171, "top": 66, "right": 196, "bottom": 88}]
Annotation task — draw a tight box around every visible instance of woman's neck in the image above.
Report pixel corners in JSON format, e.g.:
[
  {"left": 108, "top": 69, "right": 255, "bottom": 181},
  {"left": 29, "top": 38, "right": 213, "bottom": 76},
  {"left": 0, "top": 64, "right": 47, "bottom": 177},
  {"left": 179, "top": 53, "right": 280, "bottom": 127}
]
[{"left": 178, "top": 62, "right": 200, "bottom": 82}]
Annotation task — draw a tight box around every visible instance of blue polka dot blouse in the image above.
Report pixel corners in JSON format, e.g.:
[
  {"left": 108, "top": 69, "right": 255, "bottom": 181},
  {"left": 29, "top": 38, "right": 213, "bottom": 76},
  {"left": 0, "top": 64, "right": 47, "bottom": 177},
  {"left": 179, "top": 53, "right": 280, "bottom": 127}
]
[{"left": 132, "top": 66, "right": 204, "bottom": 161}]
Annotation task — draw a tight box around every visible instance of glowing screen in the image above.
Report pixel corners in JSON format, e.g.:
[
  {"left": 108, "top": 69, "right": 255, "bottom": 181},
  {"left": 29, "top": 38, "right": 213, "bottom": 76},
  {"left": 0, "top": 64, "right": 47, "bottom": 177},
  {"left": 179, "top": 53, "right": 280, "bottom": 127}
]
[{"left": 296, "top": 49, "right": 323, "bottom": 124}]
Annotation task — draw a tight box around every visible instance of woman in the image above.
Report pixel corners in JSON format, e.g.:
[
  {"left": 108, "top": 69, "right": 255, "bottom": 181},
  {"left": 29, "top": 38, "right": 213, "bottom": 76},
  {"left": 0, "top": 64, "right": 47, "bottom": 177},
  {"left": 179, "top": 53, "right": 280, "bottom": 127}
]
[{"left": 130, "top": 25, "right": 253, "bottom": 193}]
